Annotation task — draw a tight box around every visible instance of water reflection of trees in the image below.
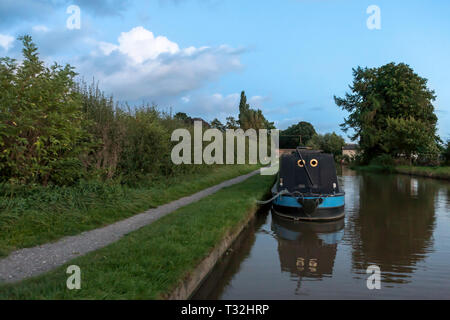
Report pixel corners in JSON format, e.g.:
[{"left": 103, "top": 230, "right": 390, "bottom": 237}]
[
  {"left": 350, "top": 173, "right": 437, "bottom": 283},
  {"left": 271, "top": 214, "right": 344, "bottom": 293}
]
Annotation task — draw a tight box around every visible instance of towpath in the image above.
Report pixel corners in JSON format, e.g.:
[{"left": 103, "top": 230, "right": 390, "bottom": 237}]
[{"left": 0, "top": 169, "right": 260, "bottom": 283}]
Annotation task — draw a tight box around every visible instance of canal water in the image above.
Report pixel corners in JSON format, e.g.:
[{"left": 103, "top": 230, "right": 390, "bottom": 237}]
[{"left": 192, "top": 168, "right": 450, "bottom": 299}]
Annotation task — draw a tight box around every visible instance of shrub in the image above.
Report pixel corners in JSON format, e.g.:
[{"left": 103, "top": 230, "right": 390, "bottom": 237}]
[
  {"left": 0, "top": 36, "right": 95, "bottom": 185},
  {"left": 443, "top": 140, "right": 450, "bottom": 166},
  {"left": 370, "top": 154, "right": 395, "bottom": 167}
]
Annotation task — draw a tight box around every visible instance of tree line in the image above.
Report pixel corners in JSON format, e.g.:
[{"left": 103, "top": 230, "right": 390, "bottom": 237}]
[
  {"left": 0, "top": 36, "right": 276, "bottom": 187},
  {"left": 2, "top": 36, "right": 448, "bottom": 188}
]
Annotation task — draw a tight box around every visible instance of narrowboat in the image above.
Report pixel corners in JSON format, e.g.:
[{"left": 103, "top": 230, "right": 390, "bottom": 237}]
[{"left": 271, "top": 147, "right": 345, "bottom": 221}]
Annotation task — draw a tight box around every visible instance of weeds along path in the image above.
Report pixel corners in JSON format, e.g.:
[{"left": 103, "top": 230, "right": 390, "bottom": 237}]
[{"left": 0, "top": 170, "right": 260, "bottom": 283}]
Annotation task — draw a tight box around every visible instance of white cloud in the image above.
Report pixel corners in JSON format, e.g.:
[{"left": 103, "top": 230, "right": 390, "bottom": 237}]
[
  {"left": 114, "top": 26, "right": 180, "bottom": 63},
  {"left": 0, "top": 34, "right": 14, "bottom": 51},
  {"left": 79, "top": 26, "right": 243, "bottom": 101}
]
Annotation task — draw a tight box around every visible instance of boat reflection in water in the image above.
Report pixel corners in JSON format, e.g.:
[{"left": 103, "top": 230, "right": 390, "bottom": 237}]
[{"left": 271, "top": 213, "right": 344, "bottom": 292}]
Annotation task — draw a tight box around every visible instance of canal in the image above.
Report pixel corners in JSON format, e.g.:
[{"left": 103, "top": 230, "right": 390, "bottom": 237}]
[{"left": 192, "top": 168, "right": 450, "bottom": 299}]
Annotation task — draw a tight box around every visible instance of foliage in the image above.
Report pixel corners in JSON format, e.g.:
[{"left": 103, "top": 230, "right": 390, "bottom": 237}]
[
  {"left": 307, "top": 132, "right": 345, "bottom": 158},
  {"left": 225, "top": 116, "right": 239, "bottom": 129},
  {"left": 118, "top": 106, "right": 170, "bottom": 182},
  {"left": 1, "top": 37, "right": 276, "bottom": 188},
  {"left": 443, "top": 140, "right": 450, "bottom": 165},
  {"left": 238, "top": 91, "right": 274, "bottom": 130},
  {"left": 77, "top": 80, "right": 126, "bottom": 179},
  {"left": 381, "top": 116, "right": 439, "bottom": 163},
  {"left": 173, "top": 112, "right": 191, "bottom": 123},
  {"left": 280, "top": 121, "right": 316, "bottom": 148},
  {"left": 0, "top": 36, "right": 95, "bottom": 185},
  {"left": 210, "top": 118, "right": 226, "bottom": 131},
  {"left": 369, "top": 154, "right": 395, "bottom": 167},
  {"left": 335, "top": 62, "right": 439, "bottom": 163}
]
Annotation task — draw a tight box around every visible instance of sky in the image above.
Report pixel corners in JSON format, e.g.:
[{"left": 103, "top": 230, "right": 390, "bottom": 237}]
[{"left": 1, "top": 0, "right": 449, "bottom": 141}]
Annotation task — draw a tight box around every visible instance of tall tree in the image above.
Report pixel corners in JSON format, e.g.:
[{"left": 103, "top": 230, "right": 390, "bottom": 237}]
[
  {"left": 335, "top": 62, "right": 439, "bottom": 162},
  {"left": 238, "top": 90, "right": 274, "bottom": 130}
]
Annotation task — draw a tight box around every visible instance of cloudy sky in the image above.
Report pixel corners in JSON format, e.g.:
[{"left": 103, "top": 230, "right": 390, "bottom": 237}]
[{"left": 1, "top": 0, "right": 449, "bottom": 140}]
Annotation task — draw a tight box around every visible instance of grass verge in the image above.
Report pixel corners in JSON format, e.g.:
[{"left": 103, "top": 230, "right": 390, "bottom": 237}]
[
  {"left": 351, "top": 165, "right": 450, "bottom": 180},
  {"left": 0, "top": 165, "right": 259, "bottom": 257},
  {"left": 0, "top": 173, "right": 274, "bottom": 299},
  {"left": 394, "top": 165, "right": 450, "bottom": 180}
]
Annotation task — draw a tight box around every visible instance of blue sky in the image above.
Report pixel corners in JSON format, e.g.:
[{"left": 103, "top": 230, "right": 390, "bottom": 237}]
[{"left": 1, "top": 0, "right": 449, "bottom": 141}]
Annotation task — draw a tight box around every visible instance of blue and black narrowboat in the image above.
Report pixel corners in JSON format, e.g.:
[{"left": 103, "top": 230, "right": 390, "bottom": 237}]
[{"left": 272, "top": 147, "right": 345, "bottom": 221}]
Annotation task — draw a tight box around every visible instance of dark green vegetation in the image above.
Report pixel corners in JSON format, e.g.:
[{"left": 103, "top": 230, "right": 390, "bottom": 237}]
[
  {"left": 351, "top": 164, "right": 450, "bottom": 180},
  {"left": 353, "top": 165, "right": 450, "bottom": 180},
  {"left": 335, "top": 62, "right": 440, "bottom": 164},
  {"left": 307, "top": 132, "right": 345, "bottom": 158},
  {"left": 395, "top": 166, "right": 450, "bottom": 180},
  {"left": 0, "top": 174, "right": 274, "bottom": 299},
  {"left": 0, "top": 38, "right": 271, "bottom": 187},
  {"left": 209, "top": 91, "right": 275, "bottom": 132},
  {"left": 0, "top": 36, "right": 92, "bottom": 186},
  {"left": 278, "top": 121, "right": 346, "bottom": 161},
  {"left": 279, "top": 121, "right": 316, "bottom": 148},
  {"left": 443, "top": 140, "right": 450, "bottom": 166},
  {"left": 0, "top": 36, "right": 213, "bottom": 186}
]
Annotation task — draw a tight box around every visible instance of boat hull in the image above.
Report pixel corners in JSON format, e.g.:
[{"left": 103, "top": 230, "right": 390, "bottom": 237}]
[{"left": 272, "top": 194, "right": 345, "bottom": 221}]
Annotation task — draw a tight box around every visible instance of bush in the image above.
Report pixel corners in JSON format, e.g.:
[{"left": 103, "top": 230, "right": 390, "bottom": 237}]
[
  {"left": 0, "top": 36, "right": 95, "bottom": 185},
  {"left": 443, "top": 140, "right": 450, "bottom": 166},
  {"left": 370, "top": 154, "right": 395, "bottom": 167},
  {"left": 1, "top": 36, "right": 263, "bottom": 188},
  {"left": 118, "top": 107, "right": 171, "bottom": 182}
]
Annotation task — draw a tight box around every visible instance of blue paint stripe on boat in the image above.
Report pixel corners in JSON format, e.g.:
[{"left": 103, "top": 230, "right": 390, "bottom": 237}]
[{"left": 273, "top": 195, "right": 345, "bottom": 209}]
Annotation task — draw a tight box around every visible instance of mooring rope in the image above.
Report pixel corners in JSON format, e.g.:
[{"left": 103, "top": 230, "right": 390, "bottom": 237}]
[
  {"left": 255, "top": 189, "right": 291, "bottom": 205},
  {"left": 256, "top": 189, "right": 333, "bottom": 205}
]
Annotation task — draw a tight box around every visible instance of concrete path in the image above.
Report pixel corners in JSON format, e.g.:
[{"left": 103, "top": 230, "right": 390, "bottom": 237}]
[{"left": 0, "top": 169, "right": 260, "bottom": 284}]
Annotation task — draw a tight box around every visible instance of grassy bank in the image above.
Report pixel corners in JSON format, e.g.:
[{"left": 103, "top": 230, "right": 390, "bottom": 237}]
[
  {"left": 0, "top": 173, "right": 274, "bottom": 299},
  {"left": 0, "top": 164, "right": 259, "bottom": 257},
  {"left": 351, "top": 165, "right": 450, "bottom": 180},
  {"left": 395, "top": 165, "right": 450, "bottom": 180}
]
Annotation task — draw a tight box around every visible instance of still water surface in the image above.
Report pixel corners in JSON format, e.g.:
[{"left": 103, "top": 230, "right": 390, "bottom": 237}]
[{"left": 193, "top": 168, "right": 450, "bottom": 299}]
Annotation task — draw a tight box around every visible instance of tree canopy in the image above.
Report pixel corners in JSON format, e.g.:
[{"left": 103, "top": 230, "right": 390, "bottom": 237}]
[
  {"left": 238, "top": 91, "right": 274, "bottom": 130},
  {"left": 280, "top": 121, "right": 316, "bottom": 148},
  {"left": 335, "top": 62, "right": 439, "bottom": 162},
  {"left": 307, "top": 132, "right": 345, "bottom": 157}
]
